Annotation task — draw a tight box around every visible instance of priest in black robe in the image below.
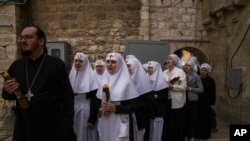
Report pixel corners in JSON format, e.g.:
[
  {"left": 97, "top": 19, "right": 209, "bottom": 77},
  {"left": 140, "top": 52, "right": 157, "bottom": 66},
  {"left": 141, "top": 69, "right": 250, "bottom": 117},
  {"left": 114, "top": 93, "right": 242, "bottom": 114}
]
[{"left": 1, "top": 26, "right": 76, "bottom": 141}]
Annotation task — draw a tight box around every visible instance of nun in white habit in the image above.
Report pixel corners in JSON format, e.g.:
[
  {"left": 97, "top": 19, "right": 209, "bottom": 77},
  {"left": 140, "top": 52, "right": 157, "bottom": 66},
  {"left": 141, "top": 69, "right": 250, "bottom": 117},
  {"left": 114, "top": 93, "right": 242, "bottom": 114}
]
[
  {"left": 93, "top": 59, "right": 106, "bottom": 87},
  {"left": 147, "top": 61, "right": 169, "bottom": 141},
  {"left": 96, "top": 53, "right": 140, "bottom": 141},
  {"left": 69, "top": 52, "right": 99, "bottom": 141},
  {"left": 126, "top": 56, "right": 154, "bottom": 141}
]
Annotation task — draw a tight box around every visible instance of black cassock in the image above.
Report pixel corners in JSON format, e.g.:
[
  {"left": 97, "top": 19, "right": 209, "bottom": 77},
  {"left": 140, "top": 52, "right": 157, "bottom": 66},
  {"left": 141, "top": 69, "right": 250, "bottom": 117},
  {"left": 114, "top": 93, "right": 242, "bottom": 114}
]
[{"left": 2, "top": 54, "right": 76, "bottom": 141}]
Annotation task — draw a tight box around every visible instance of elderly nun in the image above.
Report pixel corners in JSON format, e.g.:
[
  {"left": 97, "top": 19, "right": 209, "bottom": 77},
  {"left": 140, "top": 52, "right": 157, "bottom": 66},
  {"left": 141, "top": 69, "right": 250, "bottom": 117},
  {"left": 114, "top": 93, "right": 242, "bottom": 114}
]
[
  {"left": 183, "top": 56, "right": 204, "bottom": 141},
  {"left": 162, "top": 54, "right": 187, "bottom": 141}
]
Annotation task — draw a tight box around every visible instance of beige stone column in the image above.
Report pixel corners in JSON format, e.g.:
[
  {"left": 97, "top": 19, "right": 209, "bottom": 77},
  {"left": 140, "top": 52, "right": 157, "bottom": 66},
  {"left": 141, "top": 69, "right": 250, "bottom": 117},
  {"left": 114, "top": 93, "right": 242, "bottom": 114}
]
[{"left": 140, "top": 0, "right": 149, "bottom": 40}]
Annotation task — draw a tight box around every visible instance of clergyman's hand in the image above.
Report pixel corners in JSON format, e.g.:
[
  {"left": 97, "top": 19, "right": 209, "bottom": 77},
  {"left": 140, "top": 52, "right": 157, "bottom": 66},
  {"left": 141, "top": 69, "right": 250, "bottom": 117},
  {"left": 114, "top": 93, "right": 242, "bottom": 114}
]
[{"left": 3, "top": 79, "right": 19, "bottom": 94}]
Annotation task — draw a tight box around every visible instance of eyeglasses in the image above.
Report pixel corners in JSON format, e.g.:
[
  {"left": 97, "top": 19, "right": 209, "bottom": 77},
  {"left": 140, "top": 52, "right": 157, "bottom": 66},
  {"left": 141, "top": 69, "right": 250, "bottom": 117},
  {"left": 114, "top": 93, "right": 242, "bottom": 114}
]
[{"left": 19, "top": 35, "right": 34, "bottom": 42}]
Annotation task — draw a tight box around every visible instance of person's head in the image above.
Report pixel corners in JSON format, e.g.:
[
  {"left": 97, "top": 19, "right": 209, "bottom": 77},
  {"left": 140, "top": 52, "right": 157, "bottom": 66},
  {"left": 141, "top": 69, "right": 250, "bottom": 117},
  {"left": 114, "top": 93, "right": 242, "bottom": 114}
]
[
  {"left": 147, "top": 61, "right": 168, "bottom": 90},
  {"left": 200, "top": 63, "right": 211, "bottom": 78},
  {"left": 94, "top": 60, "right": 105, "bottom": 74},
  {"left": 167, "top": 54, "right": 182, "bottom": 69},
  {"left": 147, "top": 61, "right": 159, "bottom": 76},
  {"left": 126, "top": 58, "right": 139, "bottom": 74},
  {"left": 73, "top": 53, "right": 87, "bottom": 71},
  {"left": 105, "top": 53, "right": 123, "bottom": 74},
  {"left": 125, "top": 54, "right": 136, "bottom": 59},
  {"left": 183, "top": 57, "right": 197, "bottom": 74},
  {"left": 20, "top": 26, "right": 47, "bottom": 58},
  {"left": 125, "top": 54, "right": 137, "bottom": 74}
]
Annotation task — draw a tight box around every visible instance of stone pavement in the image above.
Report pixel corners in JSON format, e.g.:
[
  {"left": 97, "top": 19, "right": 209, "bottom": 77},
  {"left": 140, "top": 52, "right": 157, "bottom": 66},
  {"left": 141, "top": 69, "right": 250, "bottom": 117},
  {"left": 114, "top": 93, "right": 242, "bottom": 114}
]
[
  {"left": 200, "top": 117, "right": 230, "bottom": 141},
  {"left": 1, "top": 117, "right": 230, "bottom": 141}
]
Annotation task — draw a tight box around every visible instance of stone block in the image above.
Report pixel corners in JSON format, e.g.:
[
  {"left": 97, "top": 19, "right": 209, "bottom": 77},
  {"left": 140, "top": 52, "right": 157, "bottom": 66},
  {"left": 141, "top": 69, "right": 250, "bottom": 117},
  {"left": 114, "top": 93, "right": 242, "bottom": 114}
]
[
  {"left": 0, "top": 47, "right": 6, "bottom": 59},
  {"left": 178, "top": 8, "right": 187, "bottom": 14},
  {"left": 6, "top": 45, "right": 17, "bottom": 59},
  {"left": 182, "top": 15, "right": 191, "bottom": 22}
]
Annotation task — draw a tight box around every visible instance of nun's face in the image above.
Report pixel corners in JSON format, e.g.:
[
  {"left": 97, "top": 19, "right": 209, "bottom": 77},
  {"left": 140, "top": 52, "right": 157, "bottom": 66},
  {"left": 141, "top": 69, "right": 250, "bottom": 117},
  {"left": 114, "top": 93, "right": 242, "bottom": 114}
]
[
  {"left": 200, "top": 67, "right": 208, "bottom": 78},
  {"left": 106, "top": 60, "right": 117, "bottom": 74},
  {"left": 183, "top": 63, "right": 192, "bottom": 73},
  {"left": 74, "top": 59, "right": 83, "bottom": 70},
  {"left": 167, "top": 56, "right": 175, "bottom": 68},
  {"left": 147, "top": 67, "right": 154, "bottom": 75},
  {"left": 95, "top": 65, "right": 104, "bottom": 74}
]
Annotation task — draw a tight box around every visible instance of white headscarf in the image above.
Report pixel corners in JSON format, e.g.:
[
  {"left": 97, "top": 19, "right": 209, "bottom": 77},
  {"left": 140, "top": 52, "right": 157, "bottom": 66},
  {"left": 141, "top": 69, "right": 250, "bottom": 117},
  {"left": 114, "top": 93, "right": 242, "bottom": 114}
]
[
  {"left": 69, "top": 52, "right": 98, "bottom": 93},
  {"left": 126, "top": 57, "right": 152, "bottom": 95},
  {"left": 185, "top": 56, "right": 198, "bottom": 73},
  {"left": 191, "top": 56, "right": 200, "bottom": 68},
  {"left": 200, "top": 63, "right": 212, "bottom": 72},
  {"left": 125, "top": 54, "right": 136, "bottom": 59},
  {"left": 188, "top": 56, "right": 200, "bottom": 73},
  {"left": 147, "top": 61, "right": 168, "bottom": 91},
  {"left": 94, "top": 59, "right": 106, "bottom": 68},
  {"left": 96, "top": 53, "right": 140, "bottom": 101},
  {"left": 142, "top": 63, "right": 148, "bottom": 72},
  {"left": 169, "top": 54, "right": 183, "bottom": 69},
  {"left": 93, "top": 59, "right": 106, "bottom": 86}
]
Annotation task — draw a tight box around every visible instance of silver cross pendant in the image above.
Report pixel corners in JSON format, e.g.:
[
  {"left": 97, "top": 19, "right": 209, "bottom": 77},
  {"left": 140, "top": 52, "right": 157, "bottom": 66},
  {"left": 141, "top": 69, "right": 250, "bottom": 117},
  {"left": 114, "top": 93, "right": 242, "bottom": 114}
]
[{"left": 26, "top": 89, "right": 34, "bottom": 101}]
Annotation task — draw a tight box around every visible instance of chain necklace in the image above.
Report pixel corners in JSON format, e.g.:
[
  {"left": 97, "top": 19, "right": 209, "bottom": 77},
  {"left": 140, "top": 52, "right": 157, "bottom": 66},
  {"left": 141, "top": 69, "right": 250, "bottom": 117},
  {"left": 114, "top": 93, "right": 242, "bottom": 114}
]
[{"left": 25, "top": 54, "right": 46, "bottom": 101}]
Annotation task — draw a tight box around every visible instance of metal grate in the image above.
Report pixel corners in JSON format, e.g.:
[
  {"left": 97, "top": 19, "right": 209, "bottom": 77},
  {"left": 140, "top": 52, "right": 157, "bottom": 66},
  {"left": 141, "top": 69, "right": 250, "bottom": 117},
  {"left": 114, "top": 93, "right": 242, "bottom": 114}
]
[{"left": 227, "top": 68, "right": 242, "bottom": 90}]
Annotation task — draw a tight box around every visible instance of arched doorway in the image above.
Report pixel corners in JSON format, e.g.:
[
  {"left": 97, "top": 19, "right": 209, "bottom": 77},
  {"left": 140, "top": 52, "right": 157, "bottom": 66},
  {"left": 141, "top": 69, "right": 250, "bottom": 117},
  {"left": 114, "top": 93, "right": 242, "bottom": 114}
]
[{"left": 173, "top": 47, "right": 208, "bottom": 64}]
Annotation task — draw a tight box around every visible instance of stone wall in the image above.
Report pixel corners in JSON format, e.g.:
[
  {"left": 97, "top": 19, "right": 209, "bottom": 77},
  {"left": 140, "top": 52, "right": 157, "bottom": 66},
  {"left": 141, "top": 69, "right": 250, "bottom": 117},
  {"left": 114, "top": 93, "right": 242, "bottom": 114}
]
[
  {"left": 148, "top": 0, "right": 210, "bottom": 63},
  {"left": 201, "top": 0, "right": 250, "bottom": 123},
  {"left": 30, "top": 0, "right": 145, "bottom": 64}
]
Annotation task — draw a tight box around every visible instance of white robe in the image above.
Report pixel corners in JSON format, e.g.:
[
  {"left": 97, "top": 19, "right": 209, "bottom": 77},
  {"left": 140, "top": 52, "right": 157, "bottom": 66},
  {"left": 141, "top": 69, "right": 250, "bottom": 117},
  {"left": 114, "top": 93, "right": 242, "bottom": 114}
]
[
  {"left": 149, "top": 118, "right": 164, "bottom": 141},
  {"left": 74, "top": 93, "right": 99, "bottom": 141},
  {"left": 132, "top": 113, "right": 145, "bottom": 141},
  {"left": 97, "top": 103, "right": 129, "bottom": 141}
]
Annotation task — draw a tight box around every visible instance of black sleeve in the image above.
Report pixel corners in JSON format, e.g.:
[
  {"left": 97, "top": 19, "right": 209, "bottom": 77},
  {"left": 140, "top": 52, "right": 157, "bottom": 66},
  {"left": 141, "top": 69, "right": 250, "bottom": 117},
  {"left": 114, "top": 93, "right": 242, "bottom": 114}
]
[
  {"left": 137, "top": 91, "right": 155, "bottom": 119},
  {"left": 154, "top": 87, "right": 168, "bottom": 102},
  {"left": 57, "top": 61, "right": 75, "bottom": 133},
  {"left": 115, "top": 97, "right": 139, "bottom": 114},
  {"left": 135, "top": 91, "right": 154, "bottom": 110},
  {"left": 87, "top": 89, "right": 98, "bottom": 125},
  {"left": 153, "top": 88, "right": 168, "bottom": 117}
]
